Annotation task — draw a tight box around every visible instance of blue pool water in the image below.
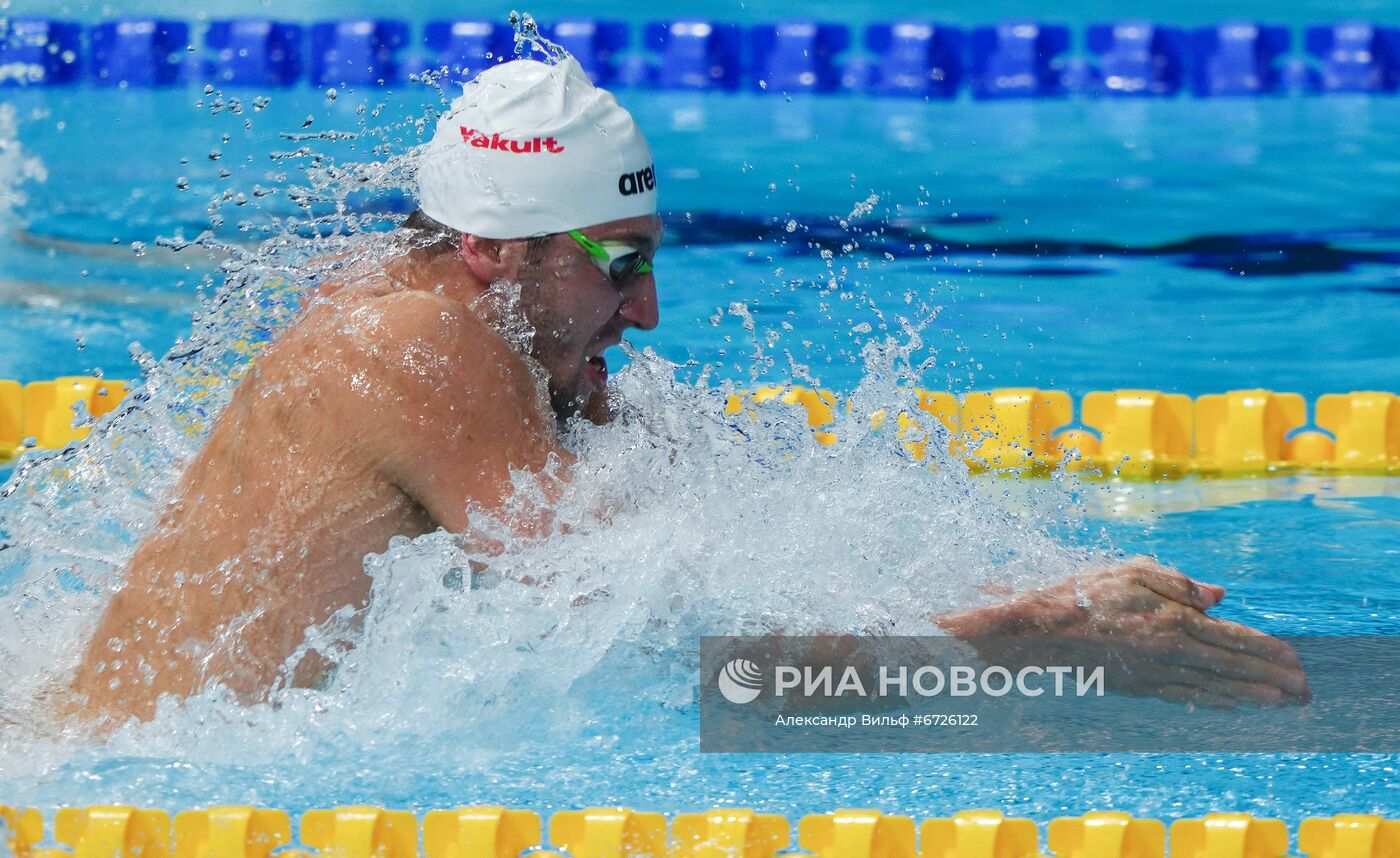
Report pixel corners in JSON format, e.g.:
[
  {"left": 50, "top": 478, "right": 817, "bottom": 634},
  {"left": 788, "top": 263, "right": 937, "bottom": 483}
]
[
  {"left": 0, "top": 7, "right": 1398, "bottom": 833},
  {"left": 4, "top": 90, "right": 1400, "bottom": 395}
]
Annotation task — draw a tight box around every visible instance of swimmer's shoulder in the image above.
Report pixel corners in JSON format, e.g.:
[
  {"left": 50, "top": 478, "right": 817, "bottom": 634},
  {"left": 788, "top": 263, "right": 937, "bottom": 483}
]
[
  {"left": 323, "top": 288, "right": 546, "bottom": 409},
  {"left": 368, "top": 288, "right": 526, "bottom": 366},
  {"left": 300, "top": 246, "right": 401, "bottom": 305},
  {"left": 331, "top": 289, "right": 563, "bottom": 518}
]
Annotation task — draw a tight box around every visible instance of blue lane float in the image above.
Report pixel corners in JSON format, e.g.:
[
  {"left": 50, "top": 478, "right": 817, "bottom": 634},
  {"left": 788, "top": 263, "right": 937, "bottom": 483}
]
[
  {"left": 1304, "top": 22, "right": 1400, "bottom": 93},
  {"left": 1084, "top": 22, "right": 1187, "bottom": 96},
  {"left": 969, "top": 21, "right": 1070, "bottom": 98},
  {"left": 544, "top": 20, "right": 628, "bottom": 85},
  {"left": 422, "top": 20, "right": 511, "bottom": 83},
  {"left": 309, "top": 19, "right": 408, "bottom": 87},
  {"left": 645, "top": 21, "right": 744, "bottom": 91},
  {"left": 11, "top": 16, "right": 1400, "bottom": 98},
  {"left": 90, "top": 19, "right": 188, "bottom": 87},
  {"left": 1191, "top": 22, "right": 1290, "bottom": 96},
  {"left": 0, "top": 18, "right": 82, "bottom": 86},
  {"left": 204, "top": 20, "right": 303, "bottom": 87},
  {"left": 749, "top": 22, "right": 848, "bottom": 93},
  {"left": 862, "top": 23, "right": 962, "bottom": 98}
]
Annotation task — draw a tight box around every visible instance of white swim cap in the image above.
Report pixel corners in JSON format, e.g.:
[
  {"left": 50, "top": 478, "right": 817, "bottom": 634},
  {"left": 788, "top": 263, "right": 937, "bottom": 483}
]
[{"left": 416, "top": 57, "right": 657, "bottom": 240}]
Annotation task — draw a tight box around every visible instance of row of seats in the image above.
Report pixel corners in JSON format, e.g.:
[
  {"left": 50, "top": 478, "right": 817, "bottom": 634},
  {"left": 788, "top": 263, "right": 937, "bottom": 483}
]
[
  {"left": 0, "top": 377, "right": 126, "bottom": 461},
  {"left": 2, "top": 18, "right": 1399, "bottom": 96},
  {"left": 1, "top": 806, "right": 1396, "bottom": 858},
  {"left": 728, "top": 387, "right": 1400, "bottom": 478}
]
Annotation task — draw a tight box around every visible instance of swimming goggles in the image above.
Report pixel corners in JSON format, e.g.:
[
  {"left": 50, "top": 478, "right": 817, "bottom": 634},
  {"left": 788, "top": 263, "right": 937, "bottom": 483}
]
[{"left": 567, "top": 229, "right": 654, "bottom": 287}]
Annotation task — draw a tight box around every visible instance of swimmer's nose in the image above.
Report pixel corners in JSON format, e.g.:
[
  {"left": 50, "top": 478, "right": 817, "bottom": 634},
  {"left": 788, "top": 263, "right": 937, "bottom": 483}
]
[{"left": 619, "top": 272, "right": 659, "bottom": 331}]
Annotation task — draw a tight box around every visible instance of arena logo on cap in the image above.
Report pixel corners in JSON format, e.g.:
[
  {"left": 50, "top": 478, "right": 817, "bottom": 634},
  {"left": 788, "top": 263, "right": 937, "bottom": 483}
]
[
  {"left": 459, "top": 127, "right": 565, "bottom": 154},
  {"left": 618, "top": 164, "right": 656, "bottom": 197}
]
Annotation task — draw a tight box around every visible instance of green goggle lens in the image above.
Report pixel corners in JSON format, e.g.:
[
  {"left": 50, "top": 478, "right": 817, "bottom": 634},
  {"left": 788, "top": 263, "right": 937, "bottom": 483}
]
[{"left": 568, "top": 229, "right": 654, "bottom": 287}]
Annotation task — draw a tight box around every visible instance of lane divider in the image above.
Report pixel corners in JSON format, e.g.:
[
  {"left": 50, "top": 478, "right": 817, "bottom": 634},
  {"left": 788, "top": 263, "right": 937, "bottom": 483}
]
[
  {"left": 3, "top": 805, "right": 1398, "bottom": 858},
  {"left": 2, "top": 378, "right": 1396, "bottom": 480},
  {"left": 3, "top": 17, "right": 1400, "bottom": 96},
  {"left": 0, "top": 377, "right": 127, "bottom": 461},
  {"left": 728, "top": 385, "right": 1400, "bottom": 478}
]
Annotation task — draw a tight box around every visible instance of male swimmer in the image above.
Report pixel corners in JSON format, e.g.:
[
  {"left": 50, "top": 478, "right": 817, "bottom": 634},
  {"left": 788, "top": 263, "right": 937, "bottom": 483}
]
[{"left": 68, "top": 57, "right": 1308, "bottom": 724}]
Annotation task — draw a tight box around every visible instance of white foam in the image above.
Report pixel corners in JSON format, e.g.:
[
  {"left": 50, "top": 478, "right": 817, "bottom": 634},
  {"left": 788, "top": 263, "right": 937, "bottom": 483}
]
[{"left": 0, "top": 84, "right": 1098, "bottom": 795}]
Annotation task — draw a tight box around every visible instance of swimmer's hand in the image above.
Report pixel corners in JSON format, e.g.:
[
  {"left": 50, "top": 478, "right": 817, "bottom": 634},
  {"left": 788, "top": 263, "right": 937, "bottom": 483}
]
[{"left": 935, "top": 556, "right": 1311, "bottom": 709}]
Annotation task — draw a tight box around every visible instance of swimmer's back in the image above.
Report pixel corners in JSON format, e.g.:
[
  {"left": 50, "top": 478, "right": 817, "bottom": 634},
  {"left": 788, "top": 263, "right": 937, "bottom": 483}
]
[{"left": 70, "top": 276, "right": 563, "bottom": 721}]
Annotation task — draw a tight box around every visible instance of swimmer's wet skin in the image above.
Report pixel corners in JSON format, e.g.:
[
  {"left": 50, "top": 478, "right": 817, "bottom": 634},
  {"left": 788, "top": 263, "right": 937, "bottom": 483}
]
[{"left": 65, "top": 57, "right": 1308, "bottom": 725}]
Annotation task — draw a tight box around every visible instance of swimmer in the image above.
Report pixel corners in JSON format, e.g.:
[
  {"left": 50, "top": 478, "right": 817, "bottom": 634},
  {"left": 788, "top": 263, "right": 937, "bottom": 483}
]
[{"left": 67, "top": 57, "right": 1307, "bottom": 724}]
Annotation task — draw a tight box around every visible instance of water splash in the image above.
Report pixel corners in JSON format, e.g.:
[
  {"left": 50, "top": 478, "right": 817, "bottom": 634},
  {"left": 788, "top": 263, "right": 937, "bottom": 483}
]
[
  {"left": 509, "top": 11, "right": 570, "bottom": 65},
  {"left": 0, "top": 38, "right": 1099, "bottom": 804},
  {"left": 0, "top": 102, "right": 46, "bottom": 222}
]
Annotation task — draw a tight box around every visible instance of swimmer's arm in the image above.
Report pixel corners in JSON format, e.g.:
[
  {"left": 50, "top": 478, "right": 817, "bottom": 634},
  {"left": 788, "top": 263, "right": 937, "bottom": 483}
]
[
  {"left": 931, "top": 557, "right": 1311, "bottom": 707},
  {"left": 347, "top": 291, "right": 567, "bottom": 534}
]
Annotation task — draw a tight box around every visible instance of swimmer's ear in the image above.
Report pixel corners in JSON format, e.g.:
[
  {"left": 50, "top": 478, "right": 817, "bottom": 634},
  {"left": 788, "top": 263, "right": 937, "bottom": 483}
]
[{"left": 461, "top": 233, "right": 529, "bottom": 283}]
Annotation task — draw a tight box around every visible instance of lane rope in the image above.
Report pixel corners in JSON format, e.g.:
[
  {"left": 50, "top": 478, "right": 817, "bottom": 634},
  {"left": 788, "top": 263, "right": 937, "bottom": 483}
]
[
  {"left": 3, "top": 805, "right": 1397, "bottom": 858},
  {"left": 3, "top": 377, "right": 1397, "bottom": 479}
]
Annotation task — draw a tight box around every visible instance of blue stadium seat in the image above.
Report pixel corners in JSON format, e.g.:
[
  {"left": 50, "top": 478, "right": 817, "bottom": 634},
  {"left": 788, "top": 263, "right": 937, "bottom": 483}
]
[
  {"left": 0, "top": 18, "right": 81, "bottom": 85},
  {"left": 204, "top": 20, "right": 303, "bottom": 86},
  {"left": 1191, "top": 23, "right": 1290, "bottom": 96},
  {"left": 309, "top": 19, "right": 409, "bottom": 87},
  {"left": 1304, "top": 22, "right": 1400, "bottom": 93},
  {"left": 969, "top": 21, "right": 1070, "bottom": 98},
  {"left": 545, "top": 20, "right": 628, "bottom": 85},
  {"left": 862, "top": 23, "right": 961, "bottom": 98},
  {"left": 423, "top": 20, "right": 511, "bottom": 83},
  {"left": 750, "top": 22, "right": 848, "bottom": 93},
  {"left": 1084, "top": 22, "right": 1187, "bottom": 96},
  {"left": 645, "top": 21, "right": 744, "bottom": 90},
  {"left": 90, "top": 19, "right": 189, "bottom": 87}
]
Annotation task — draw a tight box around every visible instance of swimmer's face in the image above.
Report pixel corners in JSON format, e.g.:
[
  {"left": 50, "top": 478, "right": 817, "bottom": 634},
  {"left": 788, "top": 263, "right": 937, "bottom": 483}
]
[{"left": 514, "top": 214, "right": 662, "bottom": 421}]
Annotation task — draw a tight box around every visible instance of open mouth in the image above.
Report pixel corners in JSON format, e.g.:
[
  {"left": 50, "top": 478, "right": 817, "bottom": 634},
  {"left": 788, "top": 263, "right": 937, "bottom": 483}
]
[{"left": 583, "top": 355, "right": 608, "bottom": 389}]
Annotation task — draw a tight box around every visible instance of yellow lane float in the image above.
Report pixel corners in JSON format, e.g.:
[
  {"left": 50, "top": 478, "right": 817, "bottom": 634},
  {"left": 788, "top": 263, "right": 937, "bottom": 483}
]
[
  {"left": 727, "top": 385, "right": 1400, "bottom": 479},
  {"left": 3, "top": 377, "right": 1398, "bottom": 480},
  {"left": 5, "top": 806, "right": 1397, "bottom": 858}
]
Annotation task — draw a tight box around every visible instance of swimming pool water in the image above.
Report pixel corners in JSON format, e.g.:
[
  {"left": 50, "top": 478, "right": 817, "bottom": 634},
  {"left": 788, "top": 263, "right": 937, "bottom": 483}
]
[
  {"left": 1, "top": 12, "right": 1397, "bottom": 830},
  {"left": 3, "top": 90, "right": 1399, "bottom": 395},
  {"left": 6, "top": 489, "right": 1398, "bottom": 817}
]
